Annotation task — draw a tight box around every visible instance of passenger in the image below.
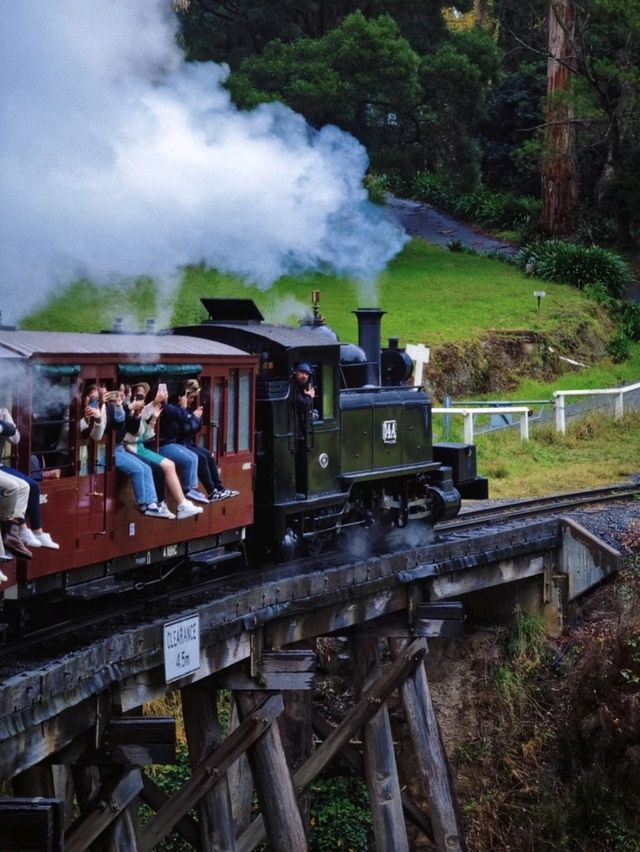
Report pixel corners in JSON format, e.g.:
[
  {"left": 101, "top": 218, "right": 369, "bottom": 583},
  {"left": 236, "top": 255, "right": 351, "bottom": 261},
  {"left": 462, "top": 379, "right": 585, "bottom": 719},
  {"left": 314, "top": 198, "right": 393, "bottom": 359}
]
[
  {"left": 99, "top": 385, "right": 174, "bottom": 519},
  {"left": 0, "top": 469, "right": 31, "bottom": 560},
  {"left": 181, "top": 379, "right": 238, "bottom": 501},
  {"left": 156, "top": 385, "right": 208, "bottom": 504},
  {"left": 292, "top": 363, "right": 315, "bottom": 498},
  {"left": 0, "top": 405, "right": 60, "bottom": 549},
  {"left": 123, "top": 383, "right": 203, "bottom": 520},
  {"left": 80, "top": 383, "right": 106, "bottom": 440}
]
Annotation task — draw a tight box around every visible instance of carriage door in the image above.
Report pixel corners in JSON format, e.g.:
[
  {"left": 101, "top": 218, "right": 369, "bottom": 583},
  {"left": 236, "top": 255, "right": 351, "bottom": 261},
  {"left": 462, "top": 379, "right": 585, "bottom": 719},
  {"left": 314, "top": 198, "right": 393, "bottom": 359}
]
[{"left": 76, "top": 368, "right": 111, "bottom": 555}]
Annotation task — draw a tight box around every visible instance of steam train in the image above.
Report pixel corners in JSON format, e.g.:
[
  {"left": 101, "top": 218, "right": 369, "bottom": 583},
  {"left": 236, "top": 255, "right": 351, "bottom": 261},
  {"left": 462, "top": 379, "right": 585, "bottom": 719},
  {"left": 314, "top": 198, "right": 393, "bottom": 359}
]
[{"left": 0, "top": 299, "right": 487, "bottom": 628}]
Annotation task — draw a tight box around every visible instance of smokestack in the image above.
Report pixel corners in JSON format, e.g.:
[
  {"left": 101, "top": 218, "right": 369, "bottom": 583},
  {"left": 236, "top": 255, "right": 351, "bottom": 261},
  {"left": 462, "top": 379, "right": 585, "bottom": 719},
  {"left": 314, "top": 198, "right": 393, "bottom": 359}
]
[
  {"left": 353, "top": 308, "right": 385, "bottom": 386},
  {"left": 145, "top": 318, "right": 156, "bottom": 334},
  {"left": 113, "top": 316, "right": 124, "bottom": 333}
]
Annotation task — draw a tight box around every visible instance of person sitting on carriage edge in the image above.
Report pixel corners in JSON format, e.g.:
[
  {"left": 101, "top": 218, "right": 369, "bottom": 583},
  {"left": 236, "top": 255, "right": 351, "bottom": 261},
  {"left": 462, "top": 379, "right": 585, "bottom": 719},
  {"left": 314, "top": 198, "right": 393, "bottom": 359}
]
[
  {"left": 179, "top": 379, "right": 238, "bottom": 501},
  {"left": 156, "top": 387, "right": 209, "bottom": 505},
  {"left": 0, "top": 404, "right": 59, "bottom": 549},
  {"left": 96, "top": 384, "right": 175, "bottom": 519},
  {"left": 293, "top": 362, "right": 315, "bottom": 498}
]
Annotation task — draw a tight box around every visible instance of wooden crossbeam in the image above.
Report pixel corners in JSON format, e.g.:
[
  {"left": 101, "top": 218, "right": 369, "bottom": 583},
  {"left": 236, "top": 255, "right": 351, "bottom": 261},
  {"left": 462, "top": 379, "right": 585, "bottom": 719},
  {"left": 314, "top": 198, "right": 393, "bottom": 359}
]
[
  {"left": 311, "top": 710, "right": 434, "bottom": 843},
  {"left": 338, "top": 602, "right": 465, "bottom": 640},
  {"left": 139, "top": 692, "right": 284, "bottom": 852},
  {"left": 139, "top": 774, "right": 200, "bottom": 848},
  {"left": 213, "top": 650, "right": 316, "bottom": 691},
  {"left": 236, "top": 637, "right": 427, "bottom": 852},
  {"left": 64, "top": 768, "right": 143, "bottom": 852},
  {"left": 48, "top": 717, "right": 177, "bottom": 767},
  {"left": 0, "top": 798, "right": 64, "bottom": 852}
]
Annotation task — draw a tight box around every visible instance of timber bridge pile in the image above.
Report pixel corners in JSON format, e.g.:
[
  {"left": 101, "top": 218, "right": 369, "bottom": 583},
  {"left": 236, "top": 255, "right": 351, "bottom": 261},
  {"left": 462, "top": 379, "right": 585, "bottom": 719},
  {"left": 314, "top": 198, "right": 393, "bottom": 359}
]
[{"left": 0, "top": 493, "right": 633, "bottom": 852}]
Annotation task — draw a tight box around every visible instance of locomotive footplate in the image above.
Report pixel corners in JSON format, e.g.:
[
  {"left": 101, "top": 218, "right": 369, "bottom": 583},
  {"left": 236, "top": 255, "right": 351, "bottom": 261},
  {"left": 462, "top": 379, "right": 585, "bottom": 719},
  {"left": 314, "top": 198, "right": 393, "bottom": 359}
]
[{"left": 272, "top": 491, "right": 349, "bottom": 511}]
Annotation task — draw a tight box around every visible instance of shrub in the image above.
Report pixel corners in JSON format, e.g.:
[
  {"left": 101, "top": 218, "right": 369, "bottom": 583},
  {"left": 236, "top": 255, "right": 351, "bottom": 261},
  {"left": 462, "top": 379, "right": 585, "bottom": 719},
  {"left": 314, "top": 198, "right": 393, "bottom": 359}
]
[
  {"left": 607, "top": 332, "right": 632, "bottom": 363},
  {"left": 408, "top": 171, "right": 541, "bottom": 233},
  {"left": 364, "top": 173, "right": 391, "bottom": 205},
  {"left": 309, "top": 775, "right": 373, "bottom": 851},
  {"left": 518, "top": 240, "right": 631, "bottom": 297}
]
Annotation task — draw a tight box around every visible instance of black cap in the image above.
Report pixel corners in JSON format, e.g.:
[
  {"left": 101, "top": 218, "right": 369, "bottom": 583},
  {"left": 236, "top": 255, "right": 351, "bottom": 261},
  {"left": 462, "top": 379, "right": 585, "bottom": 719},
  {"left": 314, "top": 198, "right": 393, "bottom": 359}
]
[{"left": 296, "top": 362, "right": 312, "bottom": 374}]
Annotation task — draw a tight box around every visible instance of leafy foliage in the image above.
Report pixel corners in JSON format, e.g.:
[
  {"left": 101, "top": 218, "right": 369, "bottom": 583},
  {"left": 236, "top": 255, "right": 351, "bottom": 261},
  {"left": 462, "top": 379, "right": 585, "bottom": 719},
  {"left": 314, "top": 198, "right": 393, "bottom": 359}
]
[
  {"left": 409, "top": 171, "right": 541, "bottom": 231},
  {"left": 228, "top": 12, "right": 421, "bottom": 146},
  {"left": 518, "top": 240, "right": 631, "bottom": 297},
  {"left": 309, "top": 775, "right": 373, "bottom": 851}
]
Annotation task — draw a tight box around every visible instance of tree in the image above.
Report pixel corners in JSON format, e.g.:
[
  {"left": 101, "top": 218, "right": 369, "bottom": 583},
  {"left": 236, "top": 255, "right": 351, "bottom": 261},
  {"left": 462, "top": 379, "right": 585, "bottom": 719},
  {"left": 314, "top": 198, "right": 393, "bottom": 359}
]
[
  {"left": 228, "top": 13, "right": 421, "bottom": 156},
  {"left": 542, "top": 0, "right": 579, "bottom": 236}
]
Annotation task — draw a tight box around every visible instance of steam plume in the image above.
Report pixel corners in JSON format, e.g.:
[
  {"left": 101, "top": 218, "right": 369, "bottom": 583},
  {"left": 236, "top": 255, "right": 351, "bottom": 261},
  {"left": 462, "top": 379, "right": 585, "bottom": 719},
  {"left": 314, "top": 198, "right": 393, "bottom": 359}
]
[{"left": 1, "top": 0, "right": 406, "bottom": 322}]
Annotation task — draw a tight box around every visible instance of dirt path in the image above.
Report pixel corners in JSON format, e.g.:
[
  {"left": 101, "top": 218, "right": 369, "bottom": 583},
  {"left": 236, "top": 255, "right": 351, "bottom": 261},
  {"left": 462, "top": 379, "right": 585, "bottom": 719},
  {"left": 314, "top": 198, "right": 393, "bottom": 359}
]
[{"left": 385, "top": 195, "right": 518, "bottom": 256}]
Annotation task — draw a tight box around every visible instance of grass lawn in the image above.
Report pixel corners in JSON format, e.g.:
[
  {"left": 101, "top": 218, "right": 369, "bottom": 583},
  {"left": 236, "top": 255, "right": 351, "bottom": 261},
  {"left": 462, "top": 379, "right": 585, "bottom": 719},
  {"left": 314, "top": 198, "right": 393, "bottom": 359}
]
[
  {"left": 472, "top": 411, "right": 640, "bottom": 498},
  {"left": 22, "top": 238, "right": 597, "bottom": 347}
]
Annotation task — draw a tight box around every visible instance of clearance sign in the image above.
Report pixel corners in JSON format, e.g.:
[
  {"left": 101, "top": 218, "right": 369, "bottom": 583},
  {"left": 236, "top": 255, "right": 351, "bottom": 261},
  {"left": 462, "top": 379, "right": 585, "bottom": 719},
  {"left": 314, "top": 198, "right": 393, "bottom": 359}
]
[{"left": 163, "top": 613, "right": 201, "bottom": 682}]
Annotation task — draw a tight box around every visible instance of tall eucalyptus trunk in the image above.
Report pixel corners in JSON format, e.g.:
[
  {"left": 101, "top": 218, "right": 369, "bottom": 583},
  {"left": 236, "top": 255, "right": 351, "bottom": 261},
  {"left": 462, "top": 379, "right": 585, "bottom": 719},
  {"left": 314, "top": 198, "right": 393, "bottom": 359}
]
[{"left": 542, "top": 0, "right": 579, "bottom": 236}]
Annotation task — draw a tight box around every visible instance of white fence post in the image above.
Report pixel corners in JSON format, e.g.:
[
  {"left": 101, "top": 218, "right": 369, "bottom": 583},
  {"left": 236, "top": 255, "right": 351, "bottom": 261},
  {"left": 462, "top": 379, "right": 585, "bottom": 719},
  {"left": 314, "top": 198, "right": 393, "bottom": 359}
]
[
  {"left": 463, "top": 411, "right": 474, "bottom": 444},
  {"left": 555, "top": 393, "right": 566, "bottom": 435},
  {"left": 520, "top": 411, "right": 529, "bottom": 442},
  {"left": 614, "top": 391, "right": 624, "bottom": 419}
]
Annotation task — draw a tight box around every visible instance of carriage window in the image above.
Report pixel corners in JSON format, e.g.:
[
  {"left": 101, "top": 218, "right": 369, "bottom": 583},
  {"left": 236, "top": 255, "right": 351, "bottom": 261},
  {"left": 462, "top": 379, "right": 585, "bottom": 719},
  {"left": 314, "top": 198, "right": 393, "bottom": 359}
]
[
  {"left": 226, "top": 371, "right": 237, "bottom": 453},
  {"left": 31, "top": 376, "right": 74, "bottom": 477},
  {"left": 238, "top": 370, "right": 251, "bottom": 451},
  {"left": 213, "top": 379, "right": 224, "bottom": 455}
]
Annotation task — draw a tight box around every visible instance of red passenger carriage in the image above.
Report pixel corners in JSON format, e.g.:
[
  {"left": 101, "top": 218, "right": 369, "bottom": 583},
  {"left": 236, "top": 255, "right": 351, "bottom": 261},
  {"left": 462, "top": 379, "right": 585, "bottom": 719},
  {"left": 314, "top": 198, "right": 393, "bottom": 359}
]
[{"left": 0, "top": 331, "right": 256, "bottom": 609}]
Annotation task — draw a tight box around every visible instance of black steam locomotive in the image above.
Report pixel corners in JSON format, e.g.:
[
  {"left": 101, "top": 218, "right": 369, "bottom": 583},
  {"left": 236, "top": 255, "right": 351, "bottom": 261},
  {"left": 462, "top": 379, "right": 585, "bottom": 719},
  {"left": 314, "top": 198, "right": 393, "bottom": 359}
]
[{"left": 173, "top": 297, "right": 488, "bottom": 560}]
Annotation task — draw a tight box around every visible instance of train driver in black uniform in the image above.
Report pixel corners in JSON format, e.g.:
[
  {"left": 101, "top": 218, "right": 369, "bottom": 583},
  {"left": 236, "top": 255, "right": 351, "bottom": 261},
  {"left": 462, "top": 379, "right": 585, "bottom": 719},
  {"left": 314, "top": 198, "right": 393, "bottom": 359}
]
[{"left": 293, "top": 362, "right": 315, "bottom": 498}]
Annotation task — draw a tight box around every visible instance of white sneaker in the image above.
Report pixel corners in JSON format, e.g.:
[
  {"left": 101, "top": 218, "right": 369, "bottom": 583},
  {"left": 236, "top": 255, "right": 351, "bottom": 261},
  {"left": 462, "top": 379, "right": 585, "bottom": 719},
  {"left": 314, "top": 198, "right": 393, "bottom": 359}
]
[
  {"left": 176, "top": 500, "right": 203, "bottom": 519},
  {"left": 21, "top": 527, "right": 43, "bottom": 548},
  {"left": 35, "top": 531, "right": 60, "bottom": 550},
  {"left": 145, "top": 504, "right": 175, "bottom": 520}
]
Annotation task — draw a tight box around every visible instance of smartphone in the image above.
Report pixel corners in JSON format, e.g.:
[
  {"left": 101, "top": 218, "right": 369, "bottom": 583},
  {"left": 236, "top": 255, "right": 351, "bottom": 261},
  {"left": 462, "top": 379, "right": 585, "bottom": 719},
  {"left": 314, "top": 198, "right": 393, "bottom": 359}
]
[{"left": 158, "top": 383, "right": 168, "bottom": 395}]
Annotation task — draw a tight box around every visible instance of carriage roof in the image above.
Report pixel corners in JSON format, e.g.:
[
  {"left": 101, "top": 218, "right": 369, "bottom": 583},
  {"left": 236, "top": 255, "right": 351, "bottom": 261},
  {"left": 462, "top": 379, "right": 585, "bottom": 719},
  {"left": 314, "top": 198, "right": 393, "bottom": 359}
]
[{"left": 0, "top": 330, "right": 247, "bottom": 360}]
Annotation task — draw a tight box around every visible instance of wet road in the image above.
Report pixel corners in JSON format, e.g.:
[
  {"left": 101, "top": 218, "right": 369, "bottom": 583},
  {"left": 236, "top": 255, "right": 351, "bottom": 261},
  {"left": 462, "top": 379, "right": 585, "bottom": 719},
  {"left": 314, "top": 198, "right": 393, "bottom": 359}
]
[{"left": 385, "top": 195, "right": 518, "bottom": 256}]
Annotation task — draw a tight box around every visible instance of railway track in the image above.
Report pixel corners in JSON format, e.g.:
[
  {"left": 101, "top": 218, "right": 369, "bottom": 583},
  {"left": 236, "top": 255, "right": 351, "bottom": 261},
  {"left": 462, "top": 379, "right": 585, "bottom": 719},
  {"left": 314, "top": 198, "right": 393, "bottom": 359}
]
[{"left": 438, "top": 481, "right": 640, "bottom": 532}]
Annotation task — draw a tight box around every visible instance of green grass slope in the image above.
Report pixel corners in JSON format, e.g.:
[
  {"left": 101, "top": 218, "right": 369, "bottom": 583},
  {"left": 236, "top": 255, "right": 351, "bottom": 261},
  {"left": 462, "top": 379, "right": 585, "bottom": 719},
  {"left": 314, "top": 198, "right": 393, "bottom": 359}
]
[{"left": 23, "top": 239, "right": 602, "bottom": 346}]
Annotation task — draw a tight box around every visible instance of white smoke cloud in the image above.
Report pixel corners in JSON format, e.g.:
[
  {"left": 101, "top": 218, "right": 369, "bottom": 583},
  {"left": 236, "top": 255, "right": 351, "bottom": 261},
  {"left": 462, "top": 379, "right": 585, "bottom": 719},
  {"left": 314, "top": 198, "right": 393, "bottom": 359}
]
[{"left": 0, "top": 0, "right": 407, "bottom": 322}]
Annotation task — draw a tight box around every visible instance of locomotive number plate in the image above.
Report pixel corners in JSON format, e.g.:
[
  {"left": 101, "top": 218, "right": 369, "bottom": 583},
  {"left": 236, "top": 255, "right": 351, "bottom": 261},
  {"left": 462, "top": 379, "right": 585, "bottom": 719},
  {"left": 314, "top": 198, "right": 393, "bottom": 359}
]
[
  {"left": 163, "top": 614, "right": 201, "bottom": 683},
  {"left": 382, "top": 419, "right": 398, "bottom": 444}
]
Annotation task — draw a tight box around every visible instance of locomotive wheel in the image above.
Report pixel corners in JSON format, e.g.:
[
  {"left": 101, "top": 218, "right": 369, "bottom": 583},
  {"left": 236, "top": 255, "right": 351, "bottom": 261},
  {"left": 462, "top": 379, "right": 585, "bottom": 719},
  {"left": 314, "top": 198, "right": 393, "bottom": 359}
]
[{"left": 305, "top": 533, "right": 325, "bottom": 557}]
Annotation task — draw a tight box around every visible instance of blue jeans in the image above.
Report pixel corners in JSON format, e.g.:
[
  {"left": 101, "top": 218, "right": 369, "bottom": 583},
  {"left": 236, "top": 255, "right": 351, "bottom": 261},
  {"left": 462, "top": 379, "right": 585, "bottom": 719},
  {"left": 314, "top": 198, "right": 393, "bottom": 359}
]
[
  {"left": 115, "top": 444, "right": 158, "bottom": 506},
  {"left": 159, "top": 443, "right": 198, "bottom": 492},
  {"left": 2, "top": 466, "right": 42, "bottom": 529}
]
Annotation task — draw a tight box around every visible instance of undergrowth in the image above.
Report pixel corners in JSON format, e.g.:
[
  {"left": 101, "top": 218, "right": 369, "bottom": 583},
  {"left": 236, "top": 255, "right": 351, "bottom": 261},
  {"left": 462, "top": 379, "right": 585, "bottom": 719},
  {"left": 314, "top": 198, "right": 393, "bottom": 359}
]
[{"left": 457, "top": 561, "right": 640, "bottom": 851}]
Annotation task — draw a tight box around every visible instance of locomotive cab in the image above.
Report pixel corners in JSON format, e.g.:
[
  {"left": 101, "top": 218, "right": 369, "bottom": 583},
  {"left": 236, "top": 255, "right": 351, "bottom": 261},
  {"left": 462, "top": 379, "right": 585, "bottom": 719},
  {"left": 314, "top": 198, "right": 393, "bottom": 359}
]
[{"left": 173, "top": 300, "right": 348, "bottom": 559}]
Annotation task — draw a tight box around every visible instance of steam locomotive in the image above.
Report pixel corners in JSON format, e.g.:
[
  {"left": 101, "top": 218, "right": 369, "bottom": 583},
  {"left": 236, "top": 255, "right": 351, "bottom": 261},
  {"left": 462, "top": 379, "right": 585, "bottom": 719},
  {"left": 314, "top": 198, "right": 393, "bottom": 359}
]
[{"left": 0, "top": 299, "right": 487, "bottom": 629}]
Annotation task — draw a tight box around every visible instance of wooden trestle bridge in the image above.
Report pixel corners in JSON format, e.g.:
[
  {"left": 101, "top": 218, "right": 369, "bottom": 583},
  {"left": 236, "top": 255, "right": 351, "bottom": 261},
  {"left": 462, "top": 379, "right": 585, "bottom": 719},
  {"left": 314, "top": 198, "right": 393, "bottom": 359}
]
[{"left": 0, "top": 515, "right": 621, "bottom": 851}]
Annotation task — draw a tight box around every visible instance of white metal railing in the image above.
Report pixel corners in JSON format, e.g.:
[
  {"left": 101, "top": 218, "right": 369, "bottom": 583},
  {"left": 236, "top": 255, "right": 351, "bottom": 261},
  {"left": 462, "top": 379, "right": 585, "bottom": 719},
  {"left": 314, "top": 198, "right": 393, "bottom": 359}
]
[
  {"left": 553, "top": 382, "right": 640, "bottom": 434},
  {"left": 431, "top": 406, "right": 530, "bottom": 443}
]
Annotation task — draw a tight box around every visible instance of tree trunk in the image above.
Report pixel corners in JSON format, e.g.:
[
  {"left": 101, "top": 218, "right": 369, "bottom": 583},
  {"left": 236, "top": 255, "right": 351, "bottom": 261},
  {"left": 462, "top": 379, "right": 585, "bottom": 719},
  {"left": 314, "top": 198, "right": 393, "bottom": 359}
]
[{"left": 542, "top": 0, "right": 579, "bottom": 236}]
